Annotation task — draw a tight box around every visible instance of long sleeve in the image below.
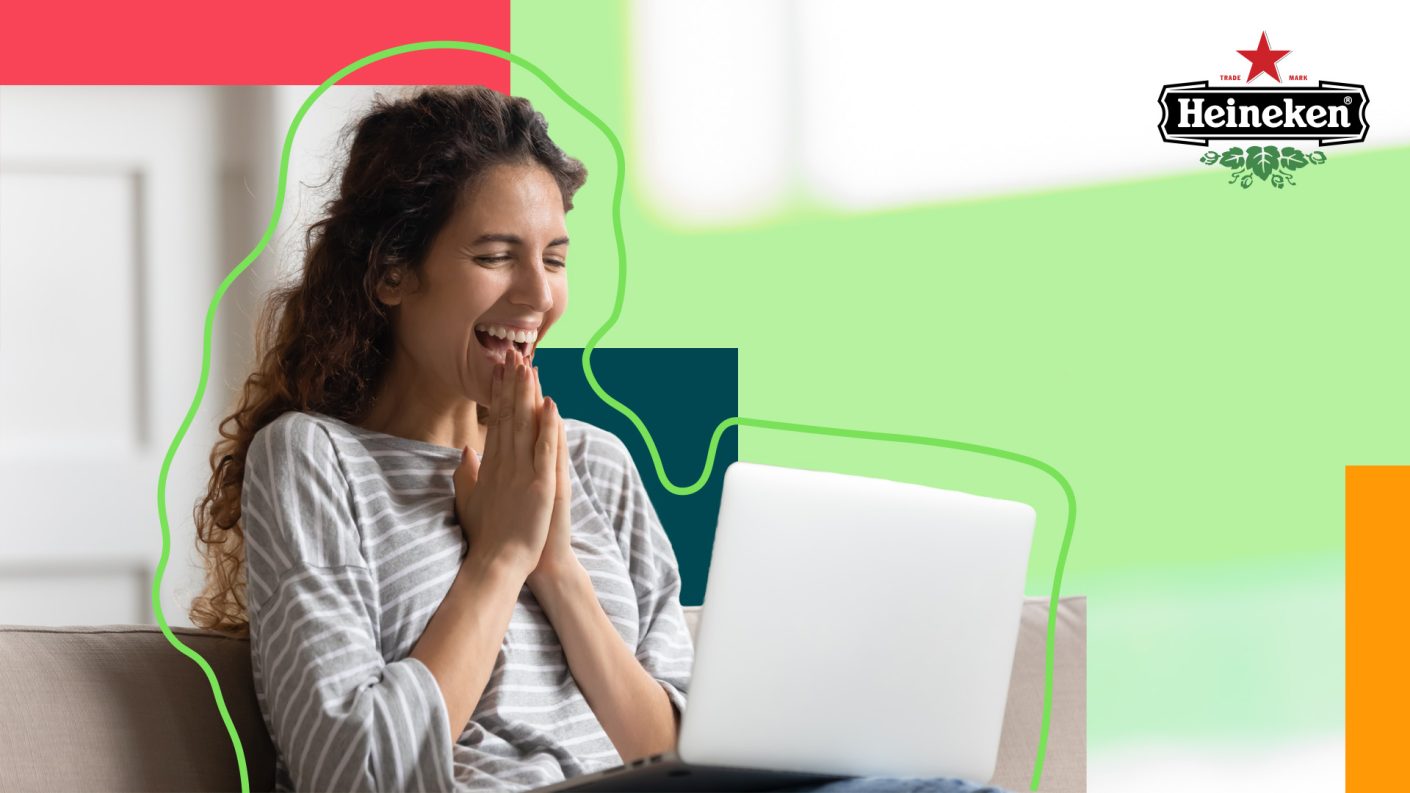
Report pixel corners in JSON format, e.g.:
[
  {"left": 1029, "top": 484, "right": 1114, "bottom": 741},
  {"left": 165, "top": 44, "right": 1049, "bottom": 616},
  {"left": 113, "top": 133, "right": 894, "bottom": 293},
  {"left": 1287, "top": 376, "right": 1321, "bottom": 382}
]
[
  {"left": 243, "top": 413, "right": 456, "bottom": 792},
  {"left": 592, "top": 430, "right": 695, "bottom": 720}
]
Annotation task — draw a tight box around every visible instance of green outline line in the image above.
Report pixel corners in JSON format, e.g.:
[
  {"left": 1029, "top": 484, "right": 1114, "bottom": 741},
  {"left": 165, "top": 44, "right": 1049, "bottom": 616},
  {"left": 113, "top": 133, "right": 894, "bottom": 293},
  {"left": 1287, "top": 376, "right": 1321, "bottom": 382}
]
[{"left": 152, "top": 41, "right": 1076, "bottom": 793}]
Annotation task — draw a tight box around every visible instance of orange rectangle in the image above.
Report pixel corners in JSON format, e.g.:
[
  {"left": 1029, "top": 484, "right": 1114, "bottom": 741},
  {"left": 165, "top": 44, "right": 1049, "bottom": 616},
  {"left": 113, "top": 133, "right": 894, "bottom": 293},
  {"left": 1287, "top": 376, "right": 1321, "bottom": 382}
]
[{"left": 1347, "top": 465, "right": 1410, "bottom": 791}]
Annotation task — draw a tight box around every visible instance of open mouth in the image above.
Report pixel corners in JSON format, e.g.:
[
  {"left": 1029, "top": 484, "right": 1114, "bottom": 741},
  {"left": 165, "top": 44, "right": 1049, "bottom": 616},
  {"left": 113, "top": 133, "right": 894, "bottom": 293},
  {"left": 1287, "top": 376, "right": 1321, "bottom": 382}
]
[{"left": 473, "top": 327, "right": 535, "bottom": 365}]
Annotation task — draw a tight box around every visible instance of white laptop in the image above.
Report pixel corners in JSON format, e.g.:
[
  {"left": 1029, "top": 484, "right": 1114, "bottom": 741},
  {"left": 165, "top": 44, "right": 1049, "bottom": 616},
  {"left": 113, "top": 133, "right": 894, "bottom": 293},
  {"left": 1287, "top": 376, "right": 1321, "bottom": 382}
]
[{"left": 533, "top": 460, "right": 1036, "bottom": 792}]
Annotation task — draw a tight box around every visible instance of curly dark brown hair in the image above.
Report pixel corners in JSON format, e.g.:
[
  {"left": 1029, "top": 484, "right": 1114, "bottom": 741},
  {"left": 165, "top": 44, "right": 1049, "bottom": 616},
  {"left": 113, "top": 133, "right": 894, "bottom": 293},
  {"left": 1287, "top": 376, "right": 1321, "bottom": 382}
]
[{"left": 189, "top": 85, "right": 588, "bottom": 636}]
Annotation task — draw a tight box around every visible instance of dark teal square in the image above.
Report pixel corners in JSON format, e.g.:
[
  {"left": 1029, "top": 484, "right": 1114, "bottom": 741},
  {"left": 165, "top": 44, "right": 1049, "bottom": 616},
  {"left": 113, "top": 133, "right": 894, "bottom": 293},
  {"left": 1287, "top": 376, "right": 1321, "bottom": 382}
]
[{"left": 534, "top": 348, "right": 737, "bottom": 606}]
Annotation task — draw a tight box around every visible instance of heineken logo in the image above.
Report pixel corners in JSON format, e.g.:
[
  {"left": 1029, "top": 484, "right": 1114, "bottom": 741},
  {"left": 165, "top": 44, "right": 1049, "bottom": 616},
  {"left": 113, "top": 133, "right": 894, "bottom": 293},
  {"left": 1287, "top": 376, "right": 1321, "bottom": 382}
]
[
  {"left": 1157, "top": 32, "right": 1370, "bottom": 189},
  {"left": 1158, "top": 82, "right": 1368, "bottom": 146}
]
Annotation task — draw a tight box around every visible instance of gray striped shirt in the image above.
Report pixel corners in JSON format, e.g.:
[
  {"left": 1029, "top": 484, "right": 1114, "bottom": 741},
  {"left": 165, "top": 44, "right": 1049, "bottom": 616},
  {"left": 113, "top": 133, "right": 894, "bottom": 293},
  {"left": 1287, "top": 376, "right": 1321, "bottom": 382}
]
[{"left": 242, "top": 410, "right": 694, "bottom": 792}]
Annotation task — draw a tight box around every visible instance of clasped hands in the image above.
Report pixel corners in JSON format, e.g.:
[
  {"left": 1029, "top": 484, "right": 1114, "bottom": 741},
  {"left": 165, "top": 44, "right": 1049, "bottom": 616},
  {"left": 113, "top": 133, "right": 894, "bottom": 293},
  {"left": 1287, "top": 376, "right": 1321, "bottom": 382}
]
[{"left": 452, "top": 345, "right": 575, "bottom": 587}]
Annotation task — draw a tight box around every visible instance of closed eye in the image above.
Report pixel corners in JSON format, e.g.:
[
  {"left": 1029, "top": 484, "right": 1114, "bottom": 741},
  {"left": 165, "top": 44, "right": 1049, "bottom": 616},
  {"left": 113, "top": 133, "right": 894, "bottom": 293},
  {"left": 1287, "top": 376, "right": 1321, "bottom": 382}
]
[{"left": 475, "top": 255, "right": 566, "bottom": 268}]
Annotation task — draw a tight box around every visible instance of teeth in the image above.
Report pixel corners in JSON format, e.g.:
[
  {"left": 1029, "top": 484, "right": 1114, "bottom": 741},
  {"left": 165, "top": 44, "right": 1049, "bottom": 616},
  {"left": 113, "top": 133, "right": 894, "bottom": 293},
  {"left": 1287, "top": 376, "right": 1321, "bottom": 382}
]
[{"left": 475, "top": 323, "right": 538, "bottom": 343}]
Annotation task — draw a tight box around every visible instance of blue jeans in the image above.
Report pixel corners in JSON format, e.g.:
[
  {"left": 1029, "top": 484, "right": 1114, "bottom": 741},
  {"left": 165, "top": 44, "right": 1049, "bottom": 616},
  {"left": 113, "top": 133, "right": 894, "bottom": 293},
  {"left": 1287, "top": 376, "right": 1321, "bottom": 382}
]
[{"left": 777, "top": 776, "right": 1014, "bottom": 792}]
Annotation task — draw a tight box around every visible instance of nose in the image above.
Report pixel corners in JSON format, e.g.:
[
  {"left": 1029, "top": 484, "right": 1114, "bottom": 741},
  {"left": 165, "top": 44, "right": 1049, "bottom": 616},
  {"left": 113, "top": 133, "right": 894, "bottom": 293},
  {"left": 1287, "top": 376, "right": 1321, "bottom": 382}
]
[{"left": 508, "top": 258, "right": 554, "bottom": 313}]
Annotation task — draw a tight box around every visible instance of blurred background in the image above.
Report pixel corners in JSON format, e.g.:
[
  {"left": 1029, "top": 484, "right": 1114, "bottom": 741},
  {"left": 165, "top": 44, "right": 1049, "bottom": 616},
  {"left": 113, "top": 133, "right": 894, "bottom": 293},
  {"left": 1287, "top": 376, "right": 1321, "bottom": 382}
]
[
  {"left": 2, "top": 1, "right": 1407, "bottom": 790},
  {"left": 0, "top": 83, "right": 402, "bottom": 630}
]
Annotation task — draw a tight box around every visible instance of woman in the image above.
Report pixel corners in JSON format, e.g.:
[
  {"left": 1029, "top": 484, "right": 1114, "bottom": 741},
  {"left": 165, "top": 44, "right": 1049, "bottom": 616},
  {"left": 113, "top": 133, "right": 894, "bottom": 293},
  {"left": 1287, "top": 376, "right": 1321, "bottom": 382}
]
[{"left": 190, "top": 85, "right": 1008, "bottom": 793}]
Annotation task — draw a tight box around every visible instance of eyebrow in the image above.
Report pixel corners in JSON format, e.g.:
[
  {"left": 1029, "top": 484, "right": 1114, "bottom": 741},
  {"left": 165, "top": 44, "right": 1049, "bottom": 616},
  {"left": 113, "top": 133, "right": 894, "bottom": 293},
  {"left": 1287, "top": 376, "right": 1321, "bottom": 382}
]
[{"left": 472, "top": 233, "right": 569, "bottom": 247}]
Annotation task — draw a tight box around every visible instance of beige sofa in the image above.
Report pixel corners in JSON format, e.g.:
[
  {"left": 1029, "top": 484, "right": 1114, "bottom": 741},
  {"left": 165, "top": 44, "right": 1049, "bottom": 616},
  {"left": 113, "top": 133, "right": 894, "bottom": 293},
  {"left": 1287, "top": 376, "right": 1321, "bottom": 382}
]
[{"left": 0, "top": 597, "right": 1084, "bottom": 792}]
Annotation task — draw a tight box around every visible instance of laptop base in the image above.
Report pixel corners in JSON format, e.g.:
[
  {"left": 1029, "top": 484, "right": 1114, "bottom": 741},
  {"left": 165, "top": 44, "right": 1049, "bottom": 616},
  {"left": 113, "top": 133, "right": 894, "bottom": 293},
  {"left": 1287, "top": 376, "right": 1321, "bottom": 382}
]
[{"left": 530, "top": 753, "right": 855, "bottom": 792}]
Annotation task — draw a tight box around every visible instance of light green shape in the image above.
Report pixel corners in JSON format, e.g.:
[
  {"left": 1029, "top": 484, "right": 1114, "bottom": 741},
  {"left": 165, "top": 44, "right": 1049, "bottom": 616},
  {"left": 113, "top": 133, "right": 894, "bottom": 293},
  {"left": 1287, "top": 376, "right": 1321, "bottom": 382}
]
[{"left": 512, "top": 0, "right": 1392, "bottom": 769}]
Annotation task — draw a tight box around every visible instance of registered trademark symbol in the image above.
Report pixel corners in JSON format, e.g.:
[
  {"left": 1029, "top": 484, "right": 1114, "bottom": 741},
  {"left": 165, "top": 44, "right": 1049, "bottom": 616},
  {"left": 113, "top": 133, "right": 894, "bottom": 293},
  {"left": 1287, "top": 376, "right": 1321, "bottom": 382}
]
[{"left": 1344, "top": 96, "right": 1352, "bottom": 104}]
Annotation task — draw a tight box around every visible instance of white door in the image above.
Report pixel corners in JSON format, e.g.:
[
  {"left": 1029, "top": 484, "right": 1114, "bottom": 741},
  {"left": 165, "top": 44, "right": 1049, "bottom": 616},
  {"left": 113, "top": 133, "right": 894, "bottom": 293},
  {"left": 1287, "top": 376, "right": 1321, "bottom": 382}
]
[{"left": 0, "top": 86, "right": 227, "bottom": 626}]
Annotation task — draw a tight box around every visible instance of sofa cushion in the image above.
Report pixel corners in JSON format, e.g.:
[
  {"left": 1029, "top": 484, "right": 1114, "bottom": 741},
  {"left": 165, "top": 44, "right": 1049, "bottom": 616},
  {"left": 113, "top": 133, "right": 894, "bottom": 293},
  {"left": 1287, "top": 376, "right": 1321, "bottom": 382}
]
[
  {"left": 0, "top": 624, "right": 276, "bottom": 792},
  {"left": 0, "top": 596, "right": 1083, "bottom": 792}
]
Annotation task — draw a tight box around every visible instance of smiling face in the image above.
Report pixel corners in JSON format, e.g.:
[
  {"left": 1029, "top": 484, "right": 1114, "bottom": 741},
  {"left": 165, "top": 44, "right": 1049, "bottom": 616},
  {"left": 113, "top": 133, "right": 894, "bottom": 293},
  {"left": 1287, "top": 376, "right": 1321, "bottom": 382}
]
[{"left": 375, "top": 161, "right": 569, "bottom": 409}]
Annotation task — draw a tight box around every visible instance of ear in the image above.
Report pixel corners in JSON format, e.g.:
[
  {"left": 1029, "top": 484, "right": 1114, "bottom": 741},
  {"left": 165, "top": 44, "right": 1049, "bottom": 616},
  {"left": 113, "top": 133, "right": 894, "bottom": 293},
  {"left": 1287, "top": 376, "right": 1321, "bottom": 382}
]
[{"left": 375, "top": 266, "right": 413, "bottom": 307}]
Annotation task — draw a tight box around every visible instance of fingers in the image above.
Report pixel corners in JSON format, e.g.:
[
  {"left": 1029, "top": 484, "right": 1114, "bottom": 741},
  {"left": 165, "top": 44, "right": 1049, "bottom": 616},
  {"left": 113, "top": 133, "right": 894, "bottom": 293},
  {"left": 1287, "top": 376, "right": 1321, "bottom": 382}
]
[
  {"left": 453, "top": 445, "right": 478, "bottom": 533},
  {"left": 486, "top": 348, "right": 549, "bottom": 475},
  {"left": 486, "top": 357, "right": 507, "bottom": 463},
  {"left": 555, "top": 408, "right": 569, "bottom": 499},
  {"left": 513, "top": 348, "right": 536, "bottom": 464},
  {"left": 507, "top": 347, "right": 524, "bottom": 424},
  {"left": 532, "top": 364, "right": 549, "bottom": 472},
  {"left": 531, "top": 365, "right": 547, "bottom": 473},
  {"left": 453, "top": 444, "right": 468, "bottom": 487},
  {"left": 536, "top": 396, "right": 558, "bottom": 477},
  {"left": 456, "top": 443, "right": 479, "bottom": 487},
  {"left": 500, "top": 347, "right": 522, "bottom": 468}
]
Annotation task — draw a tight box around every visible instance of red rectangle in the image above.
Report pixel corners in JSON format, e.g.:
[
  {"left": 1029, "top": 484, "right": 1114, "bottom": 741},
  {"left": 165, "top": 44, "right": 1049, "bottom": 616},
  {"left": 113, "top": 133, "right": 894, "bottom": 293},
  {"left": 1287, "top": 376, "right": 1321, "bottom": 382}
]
[{"left": 1, "top": 0, "right": 510, "bottom": 88}]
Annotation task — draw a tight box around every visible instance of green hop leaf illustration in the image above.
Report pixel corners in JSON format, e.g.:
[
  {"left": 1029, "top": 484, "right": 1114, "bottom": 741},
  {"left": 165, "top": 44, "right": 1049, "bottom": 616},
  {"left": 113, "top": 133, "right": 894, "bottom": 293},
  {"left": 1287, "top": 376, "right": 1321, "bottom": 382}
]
[
  {"left": 1240, "top": 175, "right": 1253, "bottom": 189},
  {"left": 1279, "top": 147, "right": 1308, "bottom": 171},
  {"left": 1271, "top": 174, "right": 1285, "bottom": 189},
  {"left": 1247, "top": 146, "right": 1279, "bottom": 181},
  {"left": 1309, "top": 151, "right": 1327, "bottom": 165},
  {"left": 1200, "top": 151, "right": 1219, "bottom": 165},
  {"left": 1219, "top": 147, "right": 1246, "bottom": 170}
]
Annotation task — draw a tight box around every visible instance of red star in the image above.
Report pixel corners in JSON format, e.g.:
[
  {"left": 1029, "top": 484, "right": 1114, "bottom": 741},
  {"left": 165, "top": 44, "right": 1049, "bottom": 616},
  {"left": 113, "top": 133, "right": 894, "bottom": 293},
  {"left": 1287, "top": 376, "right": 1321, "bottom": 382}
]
[{"left": 1237, "top": 32, "right": 1290, "bottom": 82}]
